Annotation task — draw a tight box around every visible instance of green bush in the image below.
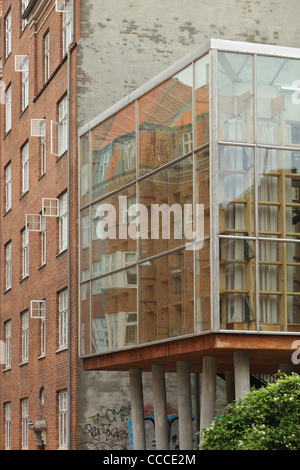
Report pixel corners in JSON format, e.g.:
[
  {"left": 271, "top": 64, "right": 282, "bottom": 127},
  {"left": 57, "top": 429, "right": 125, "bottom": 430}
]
[{"left": 199, "top": 373, "right": 300, "bottom": 450}]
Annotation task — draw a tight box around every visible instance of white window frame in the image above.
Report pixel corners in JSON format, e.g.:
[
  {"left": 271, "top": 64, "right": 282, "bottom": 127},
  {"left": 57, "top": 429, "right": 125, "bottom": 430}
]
[
  {"left": 22, "top": 143, "right": 29, "bottom": 194},
  {"left": 58, "top": 391, "right": 68, "bottom": 449},
  {"left": 44, "top": 32, "right": 50, "bottom": 82},
  {"left": 21, "top": 64, "right": 29, "bottom": 112},
  {"left": 62, "top": 0, "right": 72, "bottom": 56},
  {"left": 41, "top": 122, "right": 46, "bottom": 176},
  {"left": 22, "top": 229, "right": 29, "bottom": 279},
  {"left": 58, "top": 96, "right": 68, "bottom": 155},
  {"left": 21, "top": 398, "right": 29, "bottom": 450},
  {"left": 58, "top": 290, "right": 68, "bottom": 349},
  {"left": 5, "top": 242, "right": 12, "bottom": 291},
  {"left": 5, "top": 11, "right": 11, "bottom": 58},
  {"left": 40, "top": 309, "right": 46, "bottom": 357},
  {"left": 5, "top": 86, "right": 11, "bottom": 133},
  {"left": 59, "top": 193, "right": 68, "bottom": 252},
  {"left": 5, "top": 403, "right": 11, "bottom": 450},
  {"left": 41, "top": 215, "right": 47, "bottom": 265},
  {"left": 5, "top": 163, "right": 11, "bottom": 213},
  {"left": 5, "top": 321, "right": 11, "bottom": 369},
  {"left": 21, "top": 311, "right": 29, "bottom": 363},
  {"left": 22, "top": 0, "right": 29, "bottom": 31}
]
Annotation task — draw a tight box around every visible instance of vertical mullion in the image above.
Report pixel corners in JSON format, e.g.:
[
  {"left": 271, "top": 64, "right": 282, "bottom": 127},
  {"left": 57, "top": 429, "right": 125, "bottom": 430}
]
[{"left": 253, "top": 54, "right": 260, "bottom": 332}]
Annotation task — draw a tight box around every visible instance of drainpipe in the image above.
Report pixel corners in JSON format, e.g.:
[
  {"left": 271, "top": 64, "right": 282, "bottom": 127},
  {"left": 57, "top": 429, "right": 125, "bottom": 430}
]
[{"left": 66, "top": 0, "right": 75, "bottom": 451}]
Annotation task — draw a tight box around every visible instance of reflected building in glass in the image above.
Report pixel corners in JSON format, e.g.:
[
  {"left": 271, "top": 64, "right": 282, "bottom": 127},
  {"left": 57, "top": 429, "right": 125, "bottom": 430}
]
[{"left": 79, "top": 40, "right": 300, "bottom": 396}]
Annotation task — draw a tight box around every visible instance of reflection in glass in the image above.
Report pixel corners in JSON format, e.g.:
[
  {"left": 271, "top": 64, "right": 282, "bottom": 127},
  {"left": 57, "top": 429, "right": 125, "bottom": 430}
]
[
  {"left": 81, "top": 282, "right": 90, "bottom": 355},
  {"left": 92, "top": 185, "right": 137, "bottom": 278},
  {"left": 218, "top": 52, "right": 254, "bottom": 142},
  {"left": 195, "top": 239, "right": 211, "bottom": 332},
  {"left": 81, "top": 208, "right": 90, "bottom": 281},
  {"left": 139, "top": 250, "right": 194, "bottom": 343},
  {"left": 92, "top": 103, "right": 136, "bottom": 201},
  {"left": 218, "top": 146, "right": 254, "bottom": 236},
  {"left": 219, "top": 238, "right": 256, "bottom": 330},
  {"left": 140, "top": 156, "right": 193, "bottom": 259},
  {"left": 257, "top": 56, "right": 300, "bottom": 146},
  {"left": 196, "top": 148, "right": 210, "bottom": 238},
  {"left": 91, "top": 267, "right": 137, "bottom": 353},
  {"left": 81, "top": 133, "right": 90, "bottom": 207},
  {"left": 139, "top": 66, "right": 193, "bottom": 175},
  {"left": 195, "top": 55, "right": 209, "bottom": 147}
]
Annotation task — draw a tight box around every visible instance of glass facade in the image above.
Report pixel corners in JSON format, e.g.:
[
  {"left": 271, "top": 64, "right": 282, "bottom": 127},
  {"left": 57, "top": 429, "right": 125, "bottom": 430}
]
[{"left": 79, "top": 40, "right": 300, "bottom": 357}]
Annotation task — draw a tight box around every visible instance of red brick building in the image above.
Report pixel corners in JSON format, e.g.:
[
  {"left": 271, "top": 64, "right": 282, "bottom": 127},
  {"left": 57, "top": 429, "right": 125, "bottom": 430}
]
[{"left": 0, "top": 0, "right": 79, "bottom": 449}]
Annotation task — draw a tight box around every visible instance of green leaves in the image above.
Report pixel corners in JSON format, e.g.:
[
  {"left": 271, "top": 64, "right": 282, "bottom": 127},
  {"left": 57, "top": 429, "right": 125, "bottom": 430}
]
[{"left": 199, "top": 373, "right": 300, "bottom": 450}]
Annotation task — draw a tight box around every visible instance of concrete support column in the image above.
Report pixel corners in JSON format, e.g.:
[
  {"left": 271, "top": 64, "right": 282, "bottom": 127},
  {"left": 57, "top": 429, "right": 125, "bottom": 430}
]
[
  {"left": 234, "top": 351, "right": 250, "bottom": 400},
  {"left": 176, "top": 360, "right": 193, "bottom": 450},
  {"left": 129, "top": 368, "right": 146, "bottom": 450},
  {"left": 200, "top": 356, "right": 217, "bottom": 436},
  {"left": 225, "top": 371, "right": 235, "bottom": 404},
  {"left": 152, "top": 364, "right": 169, "bottom": 450}
]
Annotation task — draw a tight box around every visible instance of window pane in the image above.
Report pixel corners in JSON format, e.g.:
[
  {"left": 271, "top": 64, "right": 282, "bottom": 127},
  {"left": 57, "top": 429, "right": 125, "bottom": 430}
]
[
  {"left": 80, "top": 282, "right": 91, "bottom": 355},
  {"left": 139, "top": 66, "right": 193, "bottom": 176},
  {"left": 91, "top": 185, "right": 137, "bottom": 277},
  {"left": 196, "top": 239, "right": 211, "bottom": 332},
  {"left": 91, "top": 267, "right": 137, "bottom": 353},
  {"left": 80, "top": 208, "right": 90, "bottom": 281},
  {"left": 195, "top": 54, "right": 209, "bottom": 147},
  {"left": 81, "top": 133, "right": 90, "bottom": 206},
  {"left": 219, "top": 238, "right": 256, "bottom": 331},
  {"left": 139, "top": 155, "right": 193, "bottom": 259},
  {"left": 92, "top": 103, "right": 136, "bottom": 201},
  {"left": 218, "top": 52, "right": 254, "bottom": 142},
  {"left": 257, "top": 56, "right": 300, "bottom": 146},
  {"left": 140, "top": 249, "right": 194, "bottom": 344},
  {"left": 218, "top": 146, "right": 255, "bottom": 236},
  {"left": 196, "top": 148, "right": 210, "bottom": 239}
]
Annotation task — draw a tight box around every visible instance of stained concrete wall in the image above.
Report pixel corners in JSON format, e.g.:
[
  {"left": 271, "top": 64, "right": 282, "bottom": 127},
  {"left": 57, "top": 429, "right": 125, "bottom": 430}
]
[
  {"left": 76, "top": 0, "right": 300, "bottom": 450},
  {"left": 77, "top": 0, "right": 300, "bottom": 128}
]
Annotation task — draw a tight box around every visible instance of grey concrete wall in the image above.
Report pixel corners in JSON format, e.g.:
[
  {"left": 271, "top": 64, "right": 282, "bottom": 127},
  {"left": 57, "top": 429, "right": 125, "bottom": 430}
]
[{"left": 77, "top": 0, "right": 300, "bottom": 127}]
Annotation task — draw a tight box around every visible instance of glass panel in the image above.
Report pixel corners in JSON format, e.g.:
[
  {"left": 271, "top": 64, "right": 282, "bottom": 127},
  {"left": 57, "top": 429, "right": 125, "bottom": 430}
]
[
  {"left": 195, "top": 239, "right": 211, "bottom": 332},
  {"left": 218, "top": 146, "right": 254, "bottom": 236},
  {"left": 196, "top": 148, "right": 210, "bottom": 239},
  {"left": 139, "top": 156, "right": 193, "bottom": 259},
  {"left": 139, "top": 249, "right": 194, "bottom": 344},
  {"left": 80, "top": 282, "right": 91, "bottom": 355},
  {"left": 257, "top": 148, "right": 300, "bottom": 238},
  {"left": 91, "top": 267, "right": 137, "bottom": 353},
  {"left": 195, "top": 54, "right": 209, "bottom": 147},
  {"left": 92, "top": 103, "right": 136, "bottom": 201},
  {"left": 81, "top": 208, "right": 90, "bottom": 281},
  {"left": 139, "top": 65, "right": 193, "bottom": 176},
  {"left": 257, "top": 56, "right": 300, "bottom": 146},
  {"left": 80, "top": 133, "right": 90, "bottom": 207},
  {"left": 258, "top": 240, "right": 300, "bottom": 333},
  {"left": 218, "top": 52, "right": 254, "bottom": 143},
  {"left": 92, "top": 185, "right": 137, "bottom": 278},
  {"left": 219, "top": 238, "right": 256, "bottom": 330}
]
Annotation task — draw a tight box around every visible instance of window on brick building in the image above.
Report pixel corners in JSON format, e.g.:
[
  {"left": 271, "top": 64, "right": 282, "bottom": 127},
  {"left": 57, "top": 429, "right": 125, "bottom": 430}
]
[
  {"left": 62, "top": 0, "right": 72, "bottom": 56},
  {"left": 59, "top": 96, "right": 68, "bottom": 155},
  {"left": 5, "top": 163, "right": 11, "bottom": 212},
  {"left": 58, "top": 290, "right": 68, "bottom": 349},
  {"left": 21, "top": 311, "right": 29, "bottom": 363},
  {"left": 21, "top": 398, "right": 29, "bottom": 449},
  {"left": 58, "top": 390, "right": 68, "bottom": 449},
  {"left": 5, "top": 321, "right": 11, "bottom": 370},
  {"left": 21, "top": 143, "right": 29, "bottom": 194},
  {"left": 5, "top": 242, "right": 12, "bottom": 291},
  {"left": 5, "top": 11, "right": 11, "bottom": 58},
  {"left": 40, "top": 301, "right": 46, "bottom": 357},
  {"left": 22, "top": 229, "right": 29, "bottom": 278},
  {"left": 21, "top": 62, "right": 29, "bottom": 111},
  {"left": 40, "top": 120, "right": 46, "bottom": 175},
  {"left": 5, "top": 85, "right": 11, "bottom": 133},
  {"left": 59, "top": 192, "right": 68, "bottom": 252},
  {"left": 5, "top": 402, "right": 11, "bottom": 449},
  {"left": 21, "top": 0, "right": 29, "bottom": 31},
  {"left": 44, "top": 32, "right": 50, "bottom": 82},
  {"left": 41, "top": 214, "right": 46, "bottom": 266}
]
